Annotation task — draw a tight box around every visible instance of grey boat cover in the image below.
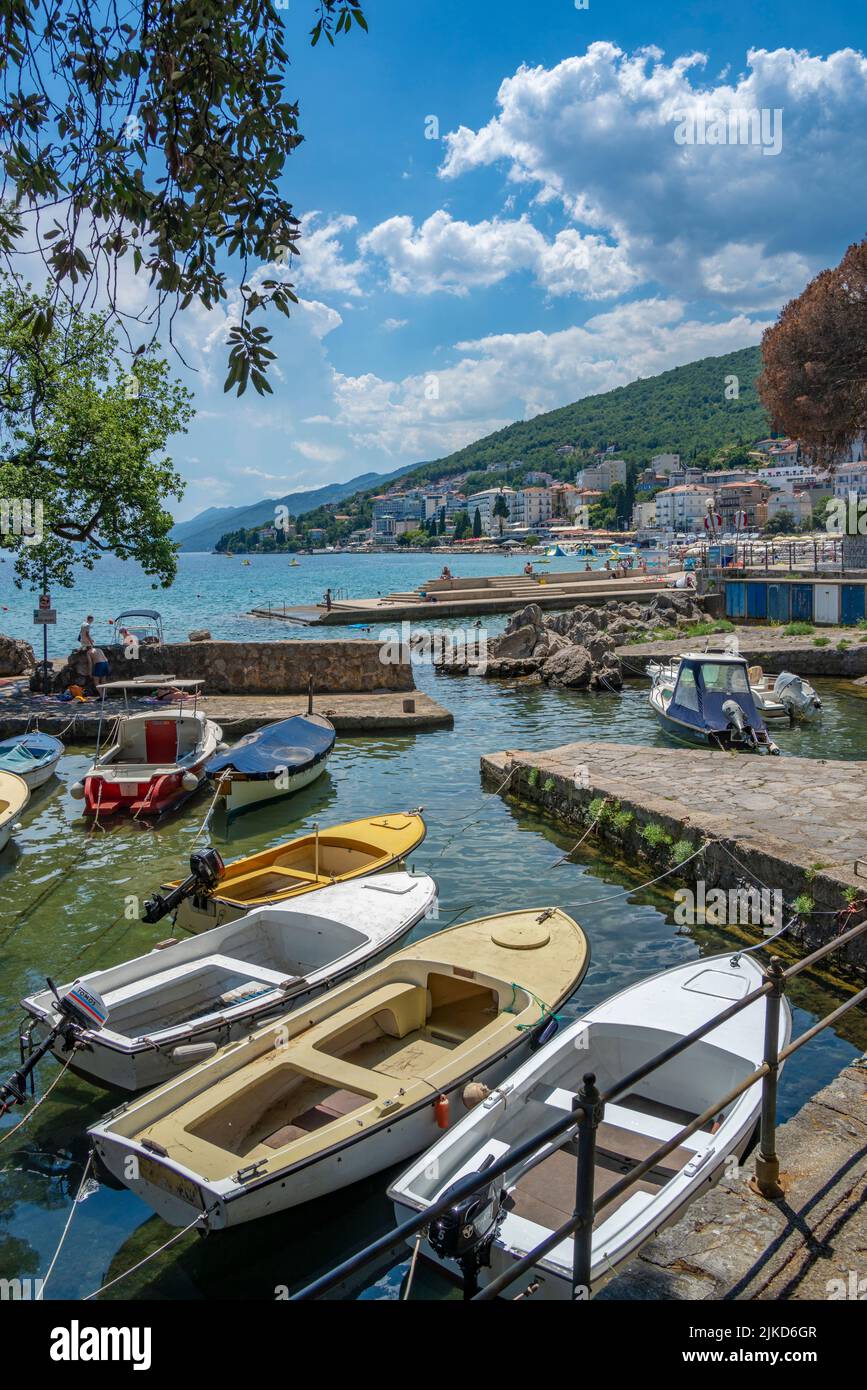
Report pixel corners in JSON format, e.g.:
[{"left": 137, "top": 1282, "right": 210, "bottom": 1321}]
[{"left": 205, "top": 717, "right": 335, "bottom": 781}]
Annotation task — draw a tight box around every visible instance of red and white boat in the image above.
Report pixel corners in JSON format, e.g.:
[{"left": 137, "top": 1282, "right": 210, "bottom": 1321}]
[{"left": 72, "top": 680, "right": 223, "bottom": 819}]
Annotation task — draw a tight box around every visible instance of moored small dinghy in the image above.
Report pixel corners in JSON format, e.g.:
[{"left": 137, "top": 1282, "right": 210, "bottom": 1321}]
[
  {"left": 148, "top": 811, "right": 428, "bottom": 933},
  {"left": 0, "top": 770, "right": 30, "bottom": 851},
  {"left": 205, "top": 714, "right": 336, "bottom": 822},
  {"left": 648, "top": 653, "right": 780, "bottom": 753},
  {"left": 389, "top": 951, "right": 791, "bottom": 1299},
  {"left": 0, "top": 733, "right": 63, "bottom": 790},
  {"left": 21, "top": 872, "right": 437, "bottom": 1093},
  {"left": 72, "top": 680, "right": 222, "bottom": 817},
  {"left": 88, "top": 906, "right": 590, "bottom": 1229}
]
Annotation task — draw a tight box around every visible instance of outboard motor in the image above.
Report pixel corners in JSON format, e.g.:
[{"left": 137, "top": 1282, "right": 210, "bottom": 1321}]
[
  {"left": 722, "top": 698, "right": 747, "bottom": 740},
  {"left": 142, "top": 847, "right": 225, "bottom": 924},
  {"left": 773, "top": 671, "right": 822, "bottom": 722},
  {"left": 428, "top": 1153, "right": 506, "bottom": 1298},
  {"left": 1, "top": 979, "right": 109, "bottom": 1114}
]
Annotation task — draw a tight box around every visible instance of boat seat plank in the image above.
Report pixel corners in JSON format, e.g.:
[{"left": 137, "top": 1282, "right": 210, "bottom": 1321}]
[
  {"left": 508, "top": 1148, "right": 660, "bottom": 1230},
  {"left": 262, "top": 1089, "right": 368, "bottom": 1148},
  {"left": 102, "top": 954, "right": 294, "bottom": 1008},
  {"left": 534, "top": 1087, "right": 708, "bottom": 1154}
]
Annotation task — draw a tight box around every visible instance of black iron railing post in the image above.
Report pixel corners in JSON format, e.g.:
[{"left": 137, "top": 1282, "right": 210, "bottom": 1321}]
[
  {"left": 755, "top": 956, "right": 785, "bottom": 1198},
  {"left": 571, "top": 1072, "right": 603, "bottom": 1298}
]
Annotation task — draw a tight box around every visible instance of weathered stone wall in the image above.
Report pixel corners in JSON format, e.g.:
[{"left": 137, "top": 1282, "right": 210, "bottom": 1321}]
[
  {"left": 481, "top": 742, "right": 867, "bottom": 974},
  {"left": 71, "top": 639, "right": 416, "bottom": 694}
]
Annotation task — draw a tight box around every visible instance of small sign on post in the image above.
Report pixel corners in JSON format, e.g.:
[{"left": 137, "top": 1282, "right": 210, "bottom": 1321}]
[{"left": 33, "top": 608, "right": 57, "bottom": 624}]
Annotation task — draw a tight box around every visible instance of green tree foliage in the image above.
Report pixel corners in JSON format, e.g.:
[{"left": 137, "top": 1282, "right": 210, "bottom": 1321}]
[
  {"left": 0, "top": 282, "right": 193, "bottom": 588},
  {"left": 765, "top": 509, "right": 797, "bottom": 535},
  {"left": 0, "top": 1, "right": 366, "bottom": 396},
  {"left": 472, "top": 507, "right": 483, "bottom": 539}
]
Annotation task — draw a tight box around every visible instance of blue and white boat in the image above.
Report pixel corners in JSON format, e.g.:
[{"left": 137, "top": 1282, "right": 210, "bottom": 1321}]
[
  {"left": 0, "top": 733, "right": 64, "bottom": 790},
  {"left": 206, "top": 713, "right": 336, "bottom": 821},
  {"left": 648, "top": 653, "right": 779, "bottom": 754}
]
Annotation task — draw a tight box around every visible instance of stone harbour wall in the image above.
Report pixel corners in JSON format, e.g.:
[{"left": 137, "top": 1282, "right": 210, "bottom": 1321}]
[{"left": 64, "top": 639, "right": 416, "bottom": 695}]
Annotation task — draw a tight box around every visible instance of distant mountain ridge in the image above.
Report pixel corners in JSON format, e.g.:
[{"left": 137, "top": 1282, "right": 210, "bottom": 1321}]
[
  {"left": 183, "top": 345, "right": 768, "bottom": 551},
  {"left": 171, "top": 464, "right": 415, "bottom": 551}
]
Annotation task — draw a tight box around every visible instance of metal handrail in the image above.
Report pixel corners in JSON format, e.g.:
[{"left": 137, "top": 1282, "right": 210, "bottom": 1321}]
[{"left": 290, "top": 916, "right": 867, "bottom": 1302}]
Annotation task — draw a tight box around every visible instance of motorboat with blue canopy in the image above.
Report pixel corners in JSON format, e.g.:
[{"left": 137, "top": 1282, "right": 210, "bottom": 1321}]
[
  {"left": 648, "top": 652, "right": 779, "bottom": 753},
  {"left": 0, "top": 733, "right": 63, "bottom": 790},
  {"left": 206, "top": 713, "right": 336, "bottom": 820}
]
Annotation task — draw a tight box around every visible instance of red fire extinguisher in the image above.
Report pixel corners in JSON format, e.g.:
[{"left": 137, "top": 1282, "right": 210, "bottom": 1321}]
[{"left": 434, "top": 1093, "right": 450, "bottom": 1129}]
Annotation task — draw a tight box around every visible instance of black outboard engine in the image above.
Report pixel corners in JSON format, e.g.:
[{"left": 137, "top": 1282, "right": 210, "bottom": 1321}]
[
  {"left": 1, "top": 978, "right": 109, "bottom": 1114},
  {"left": 142, "top": 847, "right": 226, "bottom": 924},
  {"left": 428, "top": 1153, "right": 506, "bottom": 1298}
]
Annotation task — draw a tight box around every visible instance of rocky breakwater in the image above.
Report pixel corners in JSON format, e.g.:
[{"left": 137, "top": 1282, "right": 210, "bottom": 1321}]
[
  {"left": 438, "top": 592, "right": 707, "bottom": 690},
  {"left": 0, "top": 634, "right": 36, "bottom": 678}
]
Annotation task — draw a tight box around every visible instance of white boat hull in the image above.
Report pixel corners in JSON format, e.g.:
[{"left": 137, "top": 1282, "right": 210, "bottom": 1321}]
[
  {"left": 92, "top": 1038, "right": 534, "bottom": 1230},
  {"left": 389, "top": 952, "right": 791, "bottom": 1299},
  {"left": 213, "top": 757, "right": 329, "bottom": 822},
  {"left": 25, "top": 874, "right": 437, "bottom": 1092}
]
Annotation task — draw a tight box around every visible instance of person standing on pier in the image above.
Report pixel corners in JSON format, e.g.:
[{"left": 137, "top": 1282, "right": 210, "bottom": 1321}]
[
  {"left": 324, "top": 588, "right": 332, "bottom": 612},
  {"left": 78, "top": 615, "right": 96, "bottom": 673}
]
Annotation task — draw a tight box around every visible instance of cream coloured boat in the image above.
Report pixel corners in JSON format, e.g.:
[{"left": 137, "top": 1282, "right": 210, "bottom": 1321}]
[
  {"left": 0, "top": 770, "right": 30, "bottom": 851},
  {"left": 89, "top": 906, "right": 590, "bottom": 1229}
]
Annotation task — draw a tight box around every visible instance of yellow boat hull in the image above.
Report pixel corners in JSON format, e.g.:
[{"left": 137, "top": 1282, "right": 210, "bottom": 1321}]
[{"left": 168, "top": 812, "right": 427, "bottom": 932}]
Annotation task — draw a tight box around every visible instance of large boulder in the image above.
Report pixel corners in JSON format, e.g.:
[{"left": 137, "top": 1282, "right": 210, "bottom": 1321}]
[
  {"left": 491, "top": 623, "right": 539, "bottom": 659},
  {"left": 0, "top": 634, "right": 36, "bottom": 676},
  {"left": 541, "top": 645, "right": 594, "bottom": 688}
]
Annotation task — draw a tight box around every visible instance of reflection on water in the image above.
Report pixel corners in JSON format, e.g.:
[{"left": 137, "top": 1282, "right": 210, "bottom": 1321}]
[{"left": 1, "top": 559, "right": 866, "bottom": 1298}]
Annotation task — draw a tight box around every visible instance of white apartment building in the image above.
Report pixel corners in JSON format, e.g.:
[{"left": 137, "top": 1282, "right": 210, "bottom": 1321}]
[
  {"left": 513, "top": 486, "right": 553, "bottom": 529},
  {"left": 632, "top": 500, "right": 657, "bottom": 529},
  {"left": 651, "top": 454, "right": 681, "bottom": 474},
  {"left": 575, "top": 459, "right": 628, "bottom": 491},
  {"left": 654, "top": 485, "right": 708, "bottom": 532},
  {"left": 833, "top": 462, "right": 867, "bottom": 498},
  {"left": 767, "top": 490, "right": 812, "bottom": 523},
  {"left": 762, "top": 464, "right": 816, "bottom": 488},
  {"left": 466, "top": 487, "right": 517, "bottom": 534}
]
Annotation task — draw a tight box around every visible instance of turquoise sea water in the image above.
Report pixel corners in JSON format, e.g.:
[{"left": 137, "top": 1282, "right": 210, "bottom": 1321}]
[{"left": 0, "top": 551, "right": 865, "bottom": 1300}]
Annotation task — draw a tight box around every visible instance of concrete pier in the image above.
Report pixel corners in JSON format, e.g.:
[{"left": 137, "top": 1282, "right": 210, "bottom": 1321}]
[
  {"left": 618, "top": 628, "right": 867, "bottom": 680},
  {"left": 252, "top": 570, "right": 686, "bottom": 627},
  {"left": 598, "top": 1055, "right": 867, "bottom": 1301},
  {"left": 481, "top": 741, "right": 867, "bottom": 973},
  {"left": 0, "top": 689, "right": 453, "bottom": 740}
]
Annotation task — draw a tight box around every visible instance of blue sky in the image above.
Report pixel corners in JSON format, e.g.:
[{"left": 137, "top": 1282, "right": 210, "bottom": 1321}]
[{"left": 166, "top": 1, "right": 867, "bottom": 519}]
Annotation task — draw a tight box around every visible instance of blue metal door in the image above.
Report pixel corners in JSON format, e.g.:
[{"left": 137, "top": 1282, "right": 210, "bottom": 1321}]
[
  {"left": 841, "top": 584, "right": 866, "bottom": 625},
  {"left": 726, "top": 581, "right": 745, "bottom": 619},
  {"left": 767, "top": 583, "right": 790, "bottom": 623},
  {"left": 791, "top": 584, "right": 813, "bottom": 622},
  {"left": 746, "top": 582, "right": 768, "bottom": 620}
]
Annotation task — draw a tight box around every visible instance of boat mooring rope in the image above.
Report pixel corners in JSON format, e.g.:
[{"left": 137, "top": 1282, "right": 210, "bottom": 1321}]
[
  {"left": 83, "top": 1211, "right": 209, "bottom": 1300},
  {"left": 402, "top": 1229, "right": 425, "bottom": 1300},
  {"left": 37, "top": 1152, "right": 93, "bottom": 1299},
  {"left": 550, "top": 796, "right": 614, "bottom": 867},
  {"left": 0, "top": 1049, "right": 77, "bottom": 1143},
  {"left": 436, "top": 765, "right": 517, "bottom": 859}
]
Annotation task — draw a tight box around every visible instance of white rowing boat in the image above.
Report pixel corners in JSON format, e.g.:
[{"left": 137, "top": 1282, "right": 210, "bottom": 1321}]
[
  {"left": 88, "top": 907, "right": 589, "bottom": 1229},
  {"left": 22, "top": 873, "right": 437, "bottom": 1092},
  {"left": 390, "top": 951, "right": 790, "bottom": 1299}
]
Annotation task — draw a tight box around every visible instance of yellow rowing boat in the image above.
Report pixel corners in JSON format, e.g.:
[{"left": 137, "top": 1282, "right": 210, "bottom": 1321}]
[{"left": 162, "top": 812, "right": 427, "bottom": 932}]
